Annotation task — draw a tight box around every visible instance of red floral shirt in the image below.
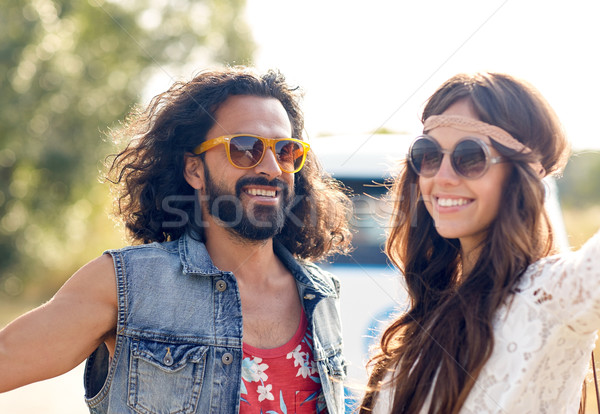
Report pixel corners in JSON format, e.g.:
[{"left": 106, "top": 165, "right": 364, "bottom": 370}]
[{"left": 239, "top": 311, "right": 326, "bottom": 413}]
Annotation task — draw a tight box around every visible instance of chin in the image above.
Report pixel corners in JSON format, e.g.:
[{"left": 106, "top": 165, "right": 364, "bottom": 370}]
[{"left": 432, "top": 224, "right": 468, "bottom": 241}]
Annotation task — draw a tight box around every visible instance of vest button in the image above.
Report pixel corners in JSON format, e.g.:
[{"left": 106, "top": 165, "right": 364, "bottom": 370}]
[
  {"left": 216, "top": 280, "right": 227, "bottom": 292},
  {"left": 163, "top": 349, "right": 174, "bottom": 366},
  {"left": 222, "top": 352, "right": 233, "bottom": 365}
]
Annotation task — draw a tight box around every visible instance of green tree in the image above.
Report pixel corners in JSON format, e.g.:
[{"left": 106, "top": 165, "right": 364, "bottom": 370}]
[
  {"left": 0, "top": 0, "right": 254, "bottom": 298},
  {"left": 557, "top": 151, "right": 600, "bottom": 209}
]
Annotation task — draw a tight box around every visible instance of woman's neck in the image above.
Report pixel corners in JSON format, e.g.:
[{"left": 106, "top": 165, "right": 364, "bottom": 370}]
[{"left": 461, "top": 244, "right": 482, "bottom": 276}]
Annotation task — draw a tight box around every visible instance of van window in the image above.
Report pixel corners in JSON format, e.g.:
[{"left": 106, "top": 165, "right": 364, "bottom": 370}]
[{"left": 325, "top": 177, "right": 392, "bottom": 266}]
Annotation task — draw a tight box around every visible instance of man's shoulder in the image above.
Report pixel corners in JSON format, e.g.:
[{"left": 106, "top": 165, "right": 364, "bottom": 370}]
[
  {"left": 107, "top": 240, "right": 179, "bottom": 253},
  {"left": 297, "top": 260, "right": 338, "bottom": 280},
  {"left": 106, "top": 235, "right": 222, "bottom": 277},
  {"left": 104, "top": 239, "right": 180, "bottom": 260},
  {"left": 296, "top": 259, "right": 341, "bottom": 296}
]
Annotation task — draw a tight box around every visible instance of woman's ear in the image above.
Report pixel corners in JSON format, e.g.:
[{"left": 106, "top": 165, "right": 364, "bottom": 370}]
[{"left": 183, "top": 153, "right": 205, "bottom": 191}]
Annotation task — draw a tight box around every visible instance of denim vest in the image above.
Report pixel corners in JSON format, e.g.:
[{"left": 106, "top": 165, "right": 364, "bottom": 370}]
[{"left": 84, "top": 232, "right": 347, "bottom": 413}]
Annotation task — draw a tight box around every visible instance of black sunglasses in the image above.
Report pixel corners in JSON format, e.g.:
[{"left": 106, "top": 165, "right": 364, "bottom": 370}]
[{"left": 408, "top": 135, "right": 504, "bottom": 179}]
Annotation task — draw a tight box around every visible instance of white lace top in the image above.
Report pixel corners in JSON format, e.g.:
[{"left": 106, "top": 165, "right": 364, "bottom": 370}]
[{"left": 372, "top": 231, "right": 600, "bottom": 414}]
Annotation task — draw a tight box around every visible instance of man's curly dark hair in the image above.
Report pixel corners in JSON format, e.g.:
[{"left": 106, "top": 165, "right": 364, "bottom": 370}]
[{"left": 107, "top": 67, "right": 352, "bottom": 261}]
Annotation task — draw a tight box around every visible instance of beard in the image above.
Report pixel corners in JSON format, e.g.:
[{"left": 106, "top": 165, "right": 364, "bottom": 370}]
[{"left": 202, "top": 165, "right": 294, "bottom": 241}]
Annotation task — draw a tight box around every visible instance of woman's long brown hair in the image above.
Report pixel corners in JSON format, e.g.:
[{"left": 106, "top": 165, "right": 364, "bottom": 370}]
[{"left": 361, "top": 72, "right": 569, "bottom": 413}]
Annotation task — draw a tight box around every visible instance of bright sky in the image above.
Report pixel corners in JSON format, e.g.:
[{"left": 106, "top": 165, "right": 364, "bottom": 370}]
[{"left": 245, "top": 0, "right": 600, "bottom": 150}]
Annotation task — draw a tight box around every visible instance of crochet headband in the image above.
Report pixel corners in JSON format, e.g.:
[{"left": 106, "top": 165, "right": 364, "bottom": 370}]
[{"left": 423, "top": 115, "right": 545, "bottom": 177}]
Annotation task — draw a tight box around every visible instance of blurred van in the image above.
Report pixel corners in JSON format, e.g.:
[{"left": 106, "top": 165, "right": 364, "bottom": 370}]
[{"left": 310, "top": 133, "right": 569, "bottom": 412}]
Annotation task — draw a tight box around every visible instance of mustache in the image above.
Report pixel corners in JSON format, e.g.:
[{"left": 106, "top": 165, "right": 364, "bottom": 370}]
[{"left": 235, "top": 176, "right": 289, "bottom": 195}]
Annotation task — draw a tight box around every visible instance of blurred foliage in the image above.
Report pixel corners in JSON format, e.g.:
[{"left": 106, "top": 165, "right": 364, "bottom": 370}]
[
  {"left": 562, "top": 205, "right": 600, "bottom": 250},
  {"left": 0, "top": 0, "right": 254, "bottom": 300},
  {"left": 557, "top": 151, "right": 600, "bottom": 209}
]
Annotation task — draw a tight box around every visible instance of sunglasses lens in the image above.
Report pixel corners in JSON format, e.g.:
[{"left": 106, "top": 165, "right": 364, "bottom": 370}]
[
  {"left": 227, "top": 136, "right": 307, "bottom": 172},
  {"left": 410, "top": 137, "right": 442, "bottom": 177},
  {"left": 229, "top": 136, "right": 264, "bottom": 168},
  {"left": 275, "top": 140, "right": 305, "bottom": 172},
  {"left": 452, "top": 139, "right": 487, "bottom": 178}
]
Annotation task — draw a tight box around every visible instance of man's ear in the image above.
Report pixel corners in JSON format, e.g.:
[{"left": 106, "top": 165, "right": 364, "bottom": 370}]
[{"left": 183, "top": 153, "right": 205, "bottom": 191}]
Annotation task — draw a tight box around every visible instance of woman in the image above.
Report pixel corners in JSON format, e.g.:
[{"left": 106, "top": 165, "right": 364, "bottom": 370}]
[{"left": 361, "top": 72, "right": 599, "bottom": 413}]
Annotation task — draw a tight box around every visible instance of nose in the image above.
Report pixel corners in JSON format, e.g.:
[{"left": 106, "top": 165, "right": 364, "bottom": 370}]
[
  {"left": 433, "top": 153, "right": 460, "bottom": 184},
  {"left": 254, "top": 147, "right": 283, "bottom": 179}
]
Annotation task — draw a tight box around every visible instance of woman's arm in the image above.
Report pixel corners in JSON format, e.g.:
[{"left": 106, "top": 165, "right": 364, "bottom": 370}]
[{"left": 534, "top": 230, "right": 600, "bottom": 333}]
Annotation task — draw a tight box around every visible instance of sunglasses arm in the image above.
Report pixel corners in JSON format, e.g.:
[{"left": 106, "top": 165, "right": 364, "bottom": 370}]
[{"left": 193, "top": 136, "right": 229, "bottom": 155}]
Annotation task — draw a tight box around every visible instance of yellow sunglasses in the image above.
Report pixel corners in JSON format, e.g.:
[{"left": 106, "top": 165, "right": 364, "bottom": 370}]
[{"left": 193, "top": 134, "right": 310, "bottom": 174}]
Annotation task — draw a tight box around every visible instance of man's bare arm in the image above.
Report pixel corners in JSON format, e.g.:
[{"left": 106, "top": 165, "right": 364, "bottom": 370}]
[{"left": 0, "top": 254, "right": 117, "bottom": 392}]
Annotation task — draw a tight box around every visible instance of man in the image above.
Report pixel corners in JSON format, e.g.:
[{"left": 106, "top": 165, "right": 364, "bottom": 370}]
[{"left": 0, "top": 67, "right": 352, "bottom": 413}]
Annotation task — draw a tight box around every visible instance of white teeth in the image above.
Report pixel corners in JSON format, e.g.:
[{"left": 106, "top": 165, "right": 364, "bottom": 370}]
[
  {"left": 247, "top": 188, "right": 277, "bottom": 197},
  {"left": 437, "top": 198, "right": 470, "bottom": 207}
]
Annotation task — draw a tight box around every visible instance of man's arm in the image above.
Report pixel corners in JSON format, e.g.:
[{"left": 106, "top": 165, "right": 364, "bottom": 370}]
[{"left": 0, "top": 254, "right": 117, "bottom": 392}]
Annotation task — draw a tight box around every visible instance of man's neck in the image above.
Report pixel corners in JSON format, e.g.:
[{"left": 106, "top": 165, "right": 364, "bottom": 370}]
[{"left": 204, "top": 223, "right": 282, "bottom": 282}]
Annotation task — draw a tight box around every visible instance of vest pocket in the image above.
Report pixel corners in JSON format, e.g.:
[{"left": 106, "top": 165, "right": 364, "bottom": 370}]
[{"left": 128, "top": 340, "right": 208, "bottom": 414}]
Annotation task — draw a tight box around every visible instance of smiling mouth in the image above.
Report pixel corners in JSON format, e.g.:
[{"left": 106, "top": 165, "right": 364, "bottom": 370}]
[
  {"left": 436, "top": 197, "right": 472, "bottom": 207},
  {"left": 244, "top": 187, "right": 278, "bottom": 198}
]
